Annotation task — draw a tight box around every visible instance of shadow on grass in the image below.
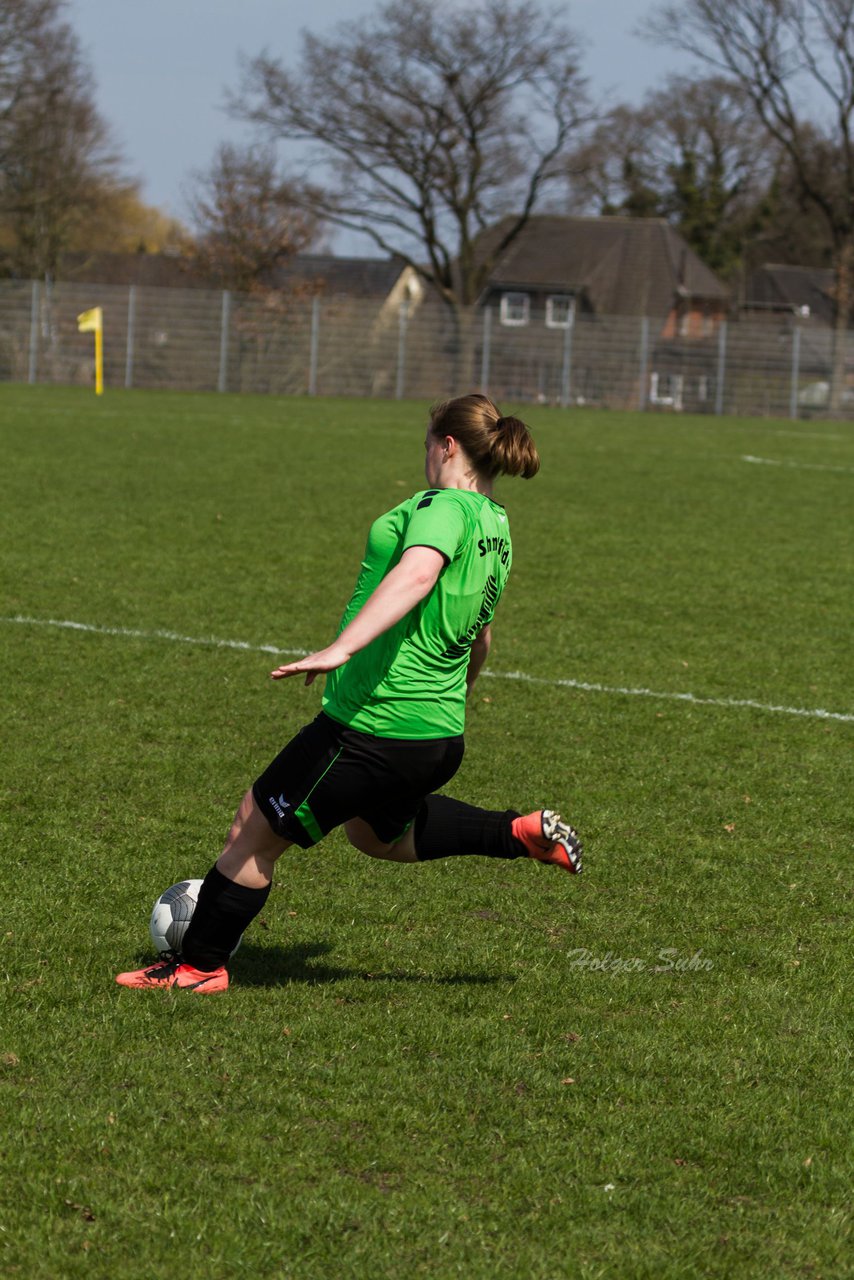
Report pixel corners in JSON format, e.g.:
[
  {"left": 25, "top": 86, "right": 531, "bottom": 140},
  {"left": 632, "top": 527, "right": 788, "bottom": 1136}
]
[{"left": 232, "top": 940, "right": 515, "bottom": 989}]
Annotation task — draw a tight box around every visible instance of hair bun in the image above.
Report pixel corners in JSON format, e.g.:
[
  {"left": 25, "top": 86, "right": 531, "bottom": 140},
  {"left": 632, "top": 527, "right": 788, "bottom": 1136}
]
[{"left": 428, "top": 394, "right": 540, "bottom": 480}]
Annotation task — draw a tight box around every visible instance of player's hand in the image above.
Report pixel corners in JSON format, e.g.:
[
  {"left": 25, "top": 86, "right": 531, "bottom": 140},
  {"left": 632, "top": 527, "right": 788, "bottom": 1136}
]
[{"left": 270, "top": 643, "right": 351, "bottom": 686}]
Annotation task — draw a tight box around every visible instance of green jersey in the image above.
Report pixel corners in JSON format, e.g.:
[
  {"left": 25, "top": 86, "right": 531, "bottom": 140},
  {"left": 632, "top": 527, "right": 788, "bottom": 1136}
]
[{"left": 322, "top": 488, "right": 512, "bottom": 739}]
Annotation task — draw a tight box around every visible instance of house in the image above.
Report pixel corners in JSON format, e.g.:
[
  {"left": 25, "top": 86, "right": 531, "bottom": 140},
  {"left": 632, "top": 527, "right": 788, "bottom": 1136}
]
[
  {"left": 58, "top": 249, "right": 424, "bottom": 313},
  {"left": 266, "top": 254, "right": 425, "bottom": 396},
  {"left": 58, "top": 249, "right": 211, "bottom": 289},
  {"left": 741, "top": 264, "right": 854, "bottom": 411},
  {"left": 50, "top": 249, "right": 422, "bottom": 396},
  {"left": 475, "top": 215, "right": 730, "bottom": 336},
  {"left": 742, "top": 264, "right": 836, "bottom": 327},
  {"left": 269, "top": 253, "right": 424, "bottom": 318},
  {"left": 440, "top": 215, "right": 730, "bottom": 407}
]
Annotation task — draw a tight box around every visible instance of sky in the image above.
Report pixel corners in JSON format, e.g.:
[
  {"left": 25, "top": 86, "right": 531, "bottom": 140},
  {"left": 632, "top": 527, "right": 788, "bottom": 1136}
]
[{"left": 66, "top": 0, "right": 687, "bottom": 254}]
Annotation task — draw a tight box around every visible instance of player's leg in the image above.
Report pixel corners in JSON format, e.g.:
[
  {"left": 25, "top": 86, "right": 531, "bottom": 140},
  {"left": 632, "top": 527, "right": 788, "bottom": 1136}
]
[
  {"left": 217, "top": 787, "right": 292, "bottom": 887},
  {"left": 341, "top": 730, "right": 464, "bottom": 865},
  {"left": 342, "top": 732, "right": 582, "bottom": 873},
  {"left": 410, "top": 795, "right": 583, "bottom": 874},
  {"left": 345, "top": 800, "right": 582, "bottom": 872},
  {"left": 115, "top": 791, "right": 291, "bottom": 992},
  {"left": 178, "top": 789, "right": 292, "bottom": 973},
  {"left": 178, "top": 715, "right": 351, "bottom": 974},
  {"left": 344, "top": 816, "right": 418, "bottom": 862},
  {"left": 116, "top": 715, "right": 341, "bottom": 991}
]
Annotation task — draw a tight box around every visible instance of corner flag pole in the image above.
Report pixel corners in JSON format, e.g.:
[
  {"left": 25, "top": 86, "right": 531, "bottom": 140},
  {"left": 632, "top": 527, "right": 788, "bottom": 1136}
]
[{"left": 77, "top": 307, "right": 104, "bottom": 395}]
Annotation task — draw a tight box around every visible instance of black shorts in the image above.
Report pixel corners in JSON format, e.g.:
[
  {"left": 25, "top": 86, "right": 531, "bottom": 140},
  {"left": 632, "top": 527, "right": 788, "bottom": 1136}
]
[{"left": 252, "top": 712, "right": 465, "bottom": 848}]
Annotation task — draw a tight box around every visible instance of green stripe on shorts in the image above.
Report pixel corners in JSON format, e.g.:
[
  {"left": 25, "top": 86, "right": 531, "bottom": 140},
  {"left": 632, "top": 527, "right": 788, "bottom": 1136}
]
[
  {"left": 294, "top": 746, "right": 343, "bottom": 844},
  {"left": 294, "top": 798, "right": 323, "bottom": 844}
]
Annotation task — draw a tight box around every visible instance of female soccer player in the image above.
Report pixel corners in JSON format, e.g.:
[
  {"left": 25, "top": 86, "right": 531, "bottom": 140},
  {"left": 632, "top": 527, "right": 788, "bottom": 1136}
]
[{"left": 117, "top": 393, "right": 582, "bottom": 993}]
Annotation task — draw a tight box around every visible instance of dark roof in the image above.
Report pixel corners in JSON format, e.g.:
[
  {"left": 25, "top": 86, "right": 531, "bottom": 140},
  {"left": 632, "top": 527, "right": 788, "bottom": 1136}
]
[
  {"left": 58, "top": 251, "right": 210, "bottom": 288},
  {"left": 477, "top": 216, "right": 729, "bottom": 315},
  {"left": 744, "top": 264, "right": 836, "bottom": 325},
  {"left": 56, "top": 250, "right": 407, "bottom": 298},
  {"left": 269, "top": 254, "right": 408, "bottom": 298}
]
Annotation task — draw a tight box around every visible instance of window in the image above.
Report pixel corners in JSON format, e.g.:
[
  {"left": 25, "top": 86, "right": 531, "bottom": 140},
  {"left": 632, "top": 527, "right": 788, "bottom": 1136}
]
[
  {"left": 649, "top": 372, "right": 684, "bottom": 410},
  {"left": 500, "top": 292, "right": 530, "bottom": 326},
  {"left": 545, "top": 295, "right": 575, "bottom": 329}
]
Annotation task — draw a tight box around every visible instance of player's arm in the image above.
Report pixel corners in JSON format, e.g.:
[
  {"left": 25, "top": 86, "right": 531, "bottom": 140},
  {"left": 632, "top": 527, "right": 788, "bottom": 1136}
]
[
  {"left": 271, "top": 545, "right": 445, "bottom": 685},
  {"left": 466, "top": 623, "right": 492, "bottom": 697}
]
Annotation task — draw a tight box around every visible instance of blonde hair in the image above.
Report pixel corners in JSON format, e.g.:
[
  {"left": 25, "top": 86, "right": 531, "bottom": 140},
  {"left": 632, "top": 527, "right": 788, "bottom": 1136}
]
[{"left": 428, "top": 393, "right": 540, "bottom": 480}]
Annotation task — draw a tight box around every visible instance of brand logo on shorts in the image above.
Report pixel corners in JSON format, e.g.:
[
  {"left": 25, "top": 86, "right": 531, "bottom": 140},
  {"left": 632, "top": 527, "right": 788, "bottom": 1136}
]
[{"left": 269, "top": 793, "right": 291, "bottom": 820}]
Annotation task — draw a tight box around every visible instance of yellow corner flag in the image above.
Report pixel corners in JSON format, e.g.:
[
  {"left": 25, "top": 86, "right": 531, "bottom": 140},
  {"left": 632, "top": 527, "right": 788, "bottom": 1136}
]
[{"left": 77, "top": 307, "right": 104, "bottom": 395}]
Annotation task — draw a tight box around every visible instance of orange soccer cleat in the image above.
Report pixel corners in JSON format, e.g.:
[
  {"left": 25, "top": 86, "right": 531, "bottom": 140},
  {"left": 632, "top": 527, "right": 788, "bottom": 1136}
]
[
  {"left": 115, "top": 955, "right": 229, "bottom": 993},
  {"left": 512, "top": 809, "right": 583, "bottom": 874}
]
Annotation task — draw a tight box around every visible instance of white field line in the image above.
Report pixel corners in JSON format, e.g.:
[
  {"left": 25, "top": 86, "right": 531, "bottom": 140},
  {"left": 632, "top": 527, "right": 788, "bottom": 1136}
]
[
  {"left": 4, "top": 614, "right": 853, "bottom": 725},
  {"left": 741, "top": 454, "right": 854, "bottom": 474},
  {"left": 764, "top": 429, "right": 847, "bottom": 441},
  {"left": 490, "top": 669, "right": 853, "bottom": 723},
  {"left": 1, "top": 615, "right": 309, "bottom": 659}
]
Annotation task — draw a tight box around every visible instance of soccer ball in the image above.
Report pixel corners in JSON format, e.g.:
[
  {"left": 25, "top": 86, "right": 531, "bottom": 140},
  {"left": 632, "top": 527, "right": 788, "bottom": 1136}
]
[
  {"left": 149, "top": 880, "right": 203, "bottom": 955},
  {"left": 149, "top": 880, "right": 243, "bottom": 957}
]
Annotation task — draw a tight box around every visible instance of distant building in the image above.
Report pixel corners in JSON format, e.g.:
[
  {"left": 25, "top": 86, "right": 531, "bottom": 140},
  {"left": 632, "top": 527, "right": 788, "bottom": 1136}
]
[
  {"left": 58, "top": 249, "right": 425, "bottom": 315},
  {"left": 742, "top": 264, "right": 836, "bottom": 327},
  {"left": 742, "top": 264, "right": 853, "bottom": 412},
  {"left": 58, "top": 250, "right": 210, "bottom": 289},
  {"left": 474, "top": 215, "right": 729, "bottom": 334},
  {"left": 270, "top": 253, "right": 424, "bottom": 317}
]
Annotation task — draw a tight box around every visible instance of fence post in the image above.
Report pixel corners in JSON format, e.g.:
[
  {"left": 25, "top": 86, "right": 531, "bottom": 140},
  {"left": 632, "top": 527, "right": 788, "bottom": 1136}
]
[
  {"left": 637, "top": 316, "right": 649, "bottom": 411},
  {"left": 714, "top": 321, "right": 728, "bottom": 416},
  {"left": 789, "top": 323, "right": 801, "bottom": 420},
  {"left": 480, "top": 305, "right": 492, "bottom": 392},
  {"left": 125, "top": 286, "right": 136, "bottom": 389},
  {"left": 308, "top": 296, "right": 320, "bottom": 396},
  {"left": 560, "top": 308, "right": 575, "bottom": 408},
  {"left": 218, "top": 290, "right": 231, "bottom": 393},
  {"left": 28, "top": 281, "right": 39, "bottom": 384},
  {"left": 395, "top": 299, "right": 409, "bottom": 400}
]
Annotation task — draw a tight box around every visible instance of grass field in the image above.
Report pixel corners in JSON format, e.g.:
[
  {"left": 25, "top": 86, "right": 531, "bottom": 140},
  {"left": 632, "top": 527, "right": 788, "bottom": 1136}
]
[{"left": 0, "top": 385, "right": 851, "bottom": 1279}]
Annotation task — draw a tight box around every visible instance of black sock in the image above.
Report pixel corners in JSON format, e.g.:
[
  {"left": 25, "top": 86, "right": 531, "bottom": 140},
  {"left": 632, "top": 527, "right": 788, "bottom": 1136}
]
[
  {"left": 413, "top": 794, "right": 527, "bottom": 861},
  {"left": 181, "top": 865, "right": 271, "bottom": 971}
]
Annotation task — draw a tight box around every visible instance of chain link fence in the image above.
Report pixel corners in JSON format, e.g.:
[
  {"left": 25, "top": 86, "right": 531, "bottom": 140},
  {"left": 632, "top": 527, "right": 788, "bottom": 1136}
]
[{"left": 2, "top": 277, "right": 852, "bottom": 418}]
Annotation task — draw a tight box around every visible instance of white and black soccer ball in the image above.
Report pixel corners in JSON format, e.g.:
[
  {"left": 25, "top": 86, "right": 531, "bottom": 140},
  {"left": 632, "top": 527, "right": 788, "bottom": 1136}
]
[
  {"left": 149, "top": 880, "right": 203, "bottom": 956},
  {"left": 149, "top": 881, "right": 244, "bottom": 958}
]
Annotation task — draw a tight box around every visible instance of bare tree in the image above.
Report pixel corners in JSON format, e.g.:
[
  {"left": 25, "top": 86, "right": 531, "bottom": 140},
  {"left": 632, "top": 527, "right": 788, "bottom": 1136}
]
[
  {"left": 642, "top": 0, "right": 854, "bottom": 409},
  {"left": 746, "top": 139, "right": 837, "bottom": 276},
  {"left": 186, "top": 143, "right": 320, "bottom": 293},
  {"left": 0, "top": 0, "right": 63, "bottom": 180},
  {"left": 569, "top": 75, "right": 773, "bottom": 277},
  {"left": 0, "top": 0, "right": 127, "bottom": 278},
  {"left": 230, "top": 0, "right": 588, "bottom": 322},
  {"left": 568, "top": 104, "right": 663, "bottom": 219},
  {"left": 0, "top": 0, "right": 55, "bottom": 118}
]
